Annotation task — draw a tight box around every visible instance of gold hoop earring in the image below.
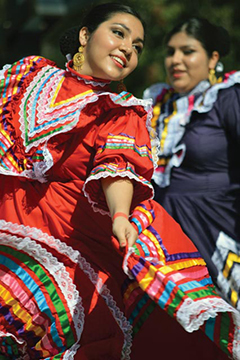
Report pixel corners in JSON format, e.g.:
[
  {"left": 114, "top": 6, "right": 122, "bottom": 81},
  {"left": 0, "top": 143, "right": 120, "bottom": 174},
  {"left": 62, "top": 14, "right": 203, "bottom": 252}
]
[
  {"left": 73, "top": 46, "right": 84, "bottom": 72},
  {"left": 117, "top": 79, "right": 127, "bottom": 93},
  {"left": 209, "top": 69, "right": 217, "bottom": 86}
]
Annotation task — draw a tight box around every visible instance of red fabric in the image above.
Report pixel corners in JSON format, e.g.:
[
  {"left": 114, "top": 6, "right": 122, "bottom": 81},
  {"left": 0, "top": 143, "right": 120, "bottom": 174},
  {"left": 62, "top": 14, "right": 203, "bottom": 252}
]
[{"left": 0, "top": 57, "right": 230, "bottom": 359}]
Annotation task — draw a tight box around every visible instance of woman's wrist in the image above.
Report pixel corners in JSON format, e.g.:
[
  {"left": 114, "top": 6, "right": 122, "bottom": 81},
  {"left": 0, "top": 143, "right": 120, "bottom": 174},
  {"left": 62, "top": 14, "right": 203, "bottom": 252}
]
[{"left": 112, "top": 212, "right": 128, "bottom": 222}]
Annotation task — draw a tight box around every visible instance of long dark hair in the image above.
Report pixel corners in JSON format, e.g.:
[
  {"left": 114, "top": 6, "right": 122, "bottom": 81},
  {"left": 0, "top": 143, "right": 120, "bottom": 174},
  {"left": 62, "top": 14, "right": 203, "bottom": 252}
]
[
  {"left": 59, "top": 3, "right": 145, "bottom": 58},
  {"left": 164, "top": 17, "right": 230, "bottom": 58}
]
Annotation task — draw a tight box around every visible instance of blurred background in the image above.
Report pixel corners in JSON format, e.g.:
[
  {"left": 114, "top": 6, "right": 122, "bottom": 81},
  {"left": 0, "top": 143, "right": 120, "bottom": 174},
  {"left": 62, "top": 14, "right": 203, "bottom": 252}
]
[{"left": 0, "top": 0, "right": 239, "bottom": 97}]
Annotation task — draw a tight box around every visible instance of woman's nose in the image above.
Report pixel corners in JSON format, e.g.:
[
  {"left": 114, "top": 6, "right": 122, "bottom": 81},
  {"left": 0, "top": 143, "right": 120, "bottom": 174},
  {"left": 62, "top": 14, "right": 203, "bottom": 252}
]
[
  {"left": 172, "top": 50, "right": 182, "bottom": 64},
  {"left": 119, "top": 41, "right": 132, "bottom": 59}
]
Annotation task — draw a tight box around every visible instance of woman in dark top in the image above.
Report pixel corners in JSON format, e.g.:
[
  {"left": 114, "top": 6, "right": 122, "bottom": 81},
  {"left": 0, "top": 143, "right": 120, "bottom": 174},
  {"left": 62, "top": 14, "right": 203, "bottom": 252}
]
[{"left": 144, "top": 17, "right": 240, "bottom": 310}]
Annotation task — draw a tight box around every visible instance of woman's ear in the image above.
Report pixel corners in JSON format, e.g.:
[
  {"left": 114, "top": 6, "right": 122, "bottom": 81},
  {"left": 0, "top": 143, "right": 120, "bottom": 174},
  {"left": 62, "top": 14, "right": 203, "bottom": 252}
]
[
  {"left": 79, "top": 27, "right": 90, "bottom": 46},
  {"left": 209, "top": 51, "right": 220, "bottom": 70}
]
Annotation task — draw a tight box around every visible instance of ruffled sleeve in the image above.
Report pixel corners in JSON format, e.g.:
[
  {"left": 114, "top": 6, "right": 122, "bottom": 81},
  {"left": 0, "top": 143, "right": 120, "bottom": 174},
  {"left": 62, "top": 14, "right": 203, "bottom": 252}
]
[
  {"left": 217, "top": 84, "right": 240, "bottom": 143},
  {"left": 83, "top": 101, "right": 154, "bottom": 215},
  {"left": 0, "top": 56, "right": 58, "bottom": 181}
]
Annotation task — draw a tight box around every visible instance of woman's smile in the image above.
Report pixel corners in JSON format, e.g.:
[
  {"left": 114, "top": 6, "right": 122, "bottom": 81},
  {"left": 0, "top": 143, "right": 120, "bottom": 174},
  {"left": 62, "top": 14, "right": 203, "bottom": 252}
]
[
  {"left": 110, "top": 54, "right": 126, "bottom": 68},
  {"left": 79, "top": 13, "right": 144, "bottom": 81},
  {"left": 165, "top": 31, "right": 215, "bottom": 93}
]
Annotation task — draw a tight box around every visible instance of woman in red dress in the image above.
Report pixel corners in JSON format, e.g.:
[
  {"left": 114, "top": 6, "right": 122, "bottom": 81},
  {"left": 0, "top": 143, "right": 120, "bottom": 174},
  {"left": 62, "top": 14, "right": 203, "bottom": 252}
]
[{"left": 0, "top": 3, "right": 239, "bottom": 359}]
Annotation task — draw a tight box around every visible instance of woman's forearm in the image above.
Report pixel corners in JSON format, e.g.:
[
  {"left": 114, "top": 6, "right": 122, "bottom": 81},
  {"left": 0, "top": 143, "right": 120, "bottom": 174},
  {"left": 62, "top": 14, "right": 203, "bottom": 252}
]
[{"left": 101, "top": 177, "right": 134, "bottom": 218}]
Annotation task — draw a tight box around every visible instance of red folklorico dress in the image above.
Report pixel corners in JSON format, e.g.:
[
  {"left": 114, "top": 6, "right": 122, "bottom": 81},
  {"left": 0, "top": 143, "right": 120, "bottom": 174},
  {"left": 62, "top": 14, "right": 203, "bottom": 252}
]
[{"left": 0, "top": 56, "right": 239, "bottom": 360}]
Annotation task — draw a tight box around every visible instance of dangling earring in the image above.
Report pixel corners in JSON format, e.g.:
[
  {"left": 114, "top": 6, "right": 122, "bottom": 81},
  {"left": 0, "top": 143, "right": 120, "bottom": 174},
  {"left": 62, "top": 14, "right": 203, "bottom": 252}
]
[
  {"left": 117, "top": 79, "right": 127, "bottom": 93},
  {"left": 215, "top": 61, "right": 224, "bottom": 73},
  {"left": 73, "top": 46, "right": 84, "bottom": 72},
  {"left": 209, "top": 68, "right": 217, "bottom": 86}
]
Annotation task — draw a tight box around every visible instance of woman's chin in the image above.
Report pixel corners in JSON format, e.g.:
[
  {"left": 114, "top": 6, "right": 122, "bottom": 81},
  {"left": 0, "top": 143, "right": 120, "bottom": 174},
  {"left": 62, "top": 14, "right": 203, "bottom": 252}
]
[{"left": 171, "top": 83, "right": 192, "bottom": 94}]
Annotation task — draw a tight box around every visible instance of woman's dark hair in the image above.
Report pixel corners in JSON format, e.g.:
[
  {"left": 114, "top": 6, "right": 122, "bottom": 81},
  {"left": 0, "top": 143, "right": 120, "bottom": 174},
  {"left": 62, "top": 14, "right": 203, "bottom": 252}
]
[
  {"left": 164, "top": 17, "right": 230, "bottom": 58},
  {"left": 60, "top": 2, "right": 145, "bottom": 58}
]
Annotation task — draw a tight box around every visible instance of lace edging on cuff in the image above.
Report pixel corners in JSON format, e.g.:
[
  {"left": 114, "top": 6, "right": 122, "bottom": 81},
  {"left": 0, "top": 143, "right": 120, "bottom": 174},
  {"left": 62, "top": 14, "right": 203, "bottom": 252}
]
[{"left": 82, "top": 170, "right": 154, "bottom": 216}]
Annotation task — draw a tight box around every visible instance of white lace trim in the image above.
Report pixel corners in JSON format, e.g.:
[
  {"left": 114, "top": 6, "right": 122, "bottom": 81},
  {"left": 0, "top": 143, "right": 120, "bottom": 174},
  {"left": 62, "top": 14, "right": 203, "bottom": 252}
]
[
  {"left": 62, "top": 344, "right": 80, "bottom": 360},
  {"left": 76, "top": 247, "right": 133, "bottom": 360},
  {"left": 0, "top": 64, "right": 11, "bottom": 80},
  {"left": 17, "top": 66, "right": 105, "bottom": 156},
  {"left": 143, "top": 72, "right": 240, "bottom": 187},
  {"left": 178, "top": 297, "right": 240, "bottom": 359},
  {"left": 0, "top": 220, "right": 132, "bottom": 360},
  {"left": 212, "top": 231, "right": 240, "bottom": 311},
  {"left": 0, "top": 331, "right": 25, "bottom": 345},
  {"left": 0, "top": 220, "right": 80, "bottom": 262},
  {"left": 196, "top": 71, "right": 240, "bottom": 113},
  {"left": 0, "top": 231, "right": 83, "bottom": 359},
  {"left": 0, "top": 231, "right": 83, "bottom": 315},
  {"left": 82, "top": 170, "right": 154, "bottom": 216},
  {"left": 178, "top": 298, "right": 240, "bottom": 359},
  {"left": 40, "top": 69, "right": 100, "bottom": 116},
  {"left": 16, "top": 146, "right": 53, "bottom": 183},
  {"left": 1, "top": 62, "right": 155, "bottom": 182},
  {"left": 143, "top": 72, "right": 240, "bottom": 117},
  {"left": 232, "top": 312, "right": 240, "bottom": 360},
  {"left": 143, "top": 82, "right": 171, "bottom": 104},
  {"left": 177, "top": 296, "right": 239, "bottom": 332},
  {"left": 66, "top": 65, "right": 111, "bottom": 87},
  {"left": 123, "top": 247, "right": 135, "bottom": 279},
  {"left": 107, "top": 93, "right": 157, "bottom": 167},
  {"left": 18, "top": 66, "right": 88, "bottom": 152},
  {"left": 81, "top": 77, "right": 109, "bottom": 87}
]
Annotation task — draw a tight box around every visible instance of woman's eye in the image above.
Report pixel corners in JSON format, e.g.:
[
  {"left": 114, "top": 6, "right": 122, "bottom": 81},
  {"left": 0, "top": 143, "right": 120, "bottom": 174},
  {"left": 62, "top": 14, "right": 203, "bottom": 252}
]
[
  {"left": 133, "top": 45, "right": 143, "bottom": 55},
  {"left": 165, "top": 48, "right": 174, "bottom": 56},
  {"left": 184, "top": 49, "right": 195, "bottom": 55},
  {"left": 113, "top": 29, "right": 124, "bottom": 37},
  {"left": 165, "top": 48, "right": 195, "bottom": 56}
]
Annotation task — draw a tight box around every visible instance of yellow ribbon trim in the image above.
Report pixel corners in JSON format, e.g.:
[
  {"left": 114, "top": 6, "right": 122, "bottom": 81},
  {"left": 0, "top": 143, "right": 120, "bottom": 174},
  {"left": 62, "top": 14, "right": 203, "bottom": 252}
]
[
  {"left": 230, "top": 288, "right": 238, "bottom": 307},
  {"left": 167, "top": 258, "right": 206, "bottom": 272},
  {"left": 0, "top": 284, "right": 45, "bottom": 338},
  {"left": 160, "top": 101, "right": 177, "bottom": 151},
  {"left": 0, "top": 127, "right": 14, "bottom": 146},
  {"left": 139, "top": 264, "right": 158, "bottom": 291},
  {"left": 134, "top": 206, "right": 153, "bottom": 224},
  {"left": 139, "top": 259, "right": 206, "bottom": 291},
  {"left": 142, "top": 229, "right": 166, "bottom": 263},
  {"left": 223, "top": 252, "right": 240, "bottom": 278},
  {"left": 50, "top": 77, "right": 95, "bottom": 108}
]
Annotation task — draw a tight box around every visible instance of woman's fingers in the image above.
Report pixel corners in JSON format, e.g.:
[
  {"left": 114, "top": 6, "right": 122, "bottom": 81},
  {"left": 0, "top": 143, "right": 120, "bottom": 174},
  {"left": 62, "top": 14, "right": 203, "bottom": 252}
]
[
  {"left": 112, "top": 218, "right": 138, "bottom": 248},
  {"left": 127, "top": 228, "right": 138, "bottom": 247}
]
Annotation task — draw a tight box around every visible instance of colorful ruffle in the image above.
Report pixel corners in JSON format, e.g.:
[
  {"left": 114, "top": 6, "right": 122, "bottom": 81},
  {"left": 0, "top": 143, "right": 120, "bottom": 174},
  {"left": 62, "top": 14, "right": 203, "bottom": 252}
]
[
  {"left": 0, "top": 57, "right": 153, "bottom": 182},
  {"left": 83, "top": 161, "right": 153, "bottom": 215},
  {"left": 123, "top": 202, "right": 240, "bottom": 359},
  {"left": 212, "top": 231, "right": 240, "bottom": 310},
  {"left": 0, "top": 220, "right": 133, "bottom": 360},
  {"left": 0, "top": 212, "right": 240, "bottom": 358},
  {"left": 143, "top": 72, "right": 240, "bottom": 187},
  {"left": 0, "top": 225, "right": 83, "bottom": 359}
]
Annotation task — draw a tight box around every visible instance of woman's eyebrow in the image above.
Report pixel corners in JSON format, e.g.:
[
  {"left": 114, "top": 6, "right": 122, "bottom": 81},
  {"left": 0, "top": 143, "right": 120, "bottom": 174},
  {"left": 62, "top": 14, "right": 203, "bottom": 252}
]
[
  {"left": 167, "top": 45, "right": 195, "bottom": 49},
  {"left": 112, "top": 22, "right": 131, "bottom": 32},
  {"left": 111, "top": 22, "right": 144, "bottom": 44}
]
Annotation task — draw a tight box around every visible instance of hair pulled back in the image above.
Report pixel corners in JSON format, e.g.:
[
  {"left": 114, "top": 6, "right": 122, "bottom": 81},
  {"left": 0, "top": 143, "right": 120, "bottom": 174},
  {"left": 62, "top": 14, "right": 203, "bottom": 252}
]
[
  {"left": 165, "top": 17, "right": 230, "bottom": 58},
  {"left": 59, "top": 2, "right": 145, "bottom": 59}
]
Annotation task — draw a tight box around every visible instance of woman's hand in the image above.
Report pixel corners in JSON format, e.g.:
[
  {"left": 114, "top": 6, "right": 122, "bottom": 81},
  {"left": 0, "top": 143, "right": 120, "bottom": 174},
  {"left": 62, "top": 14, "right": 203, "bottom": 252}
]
[
  {"left": 112, "top": 216, "right": 138, "bottom": 248},
  {"left": 101, "top": 176, "right": 137, "bottom": 247}
]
